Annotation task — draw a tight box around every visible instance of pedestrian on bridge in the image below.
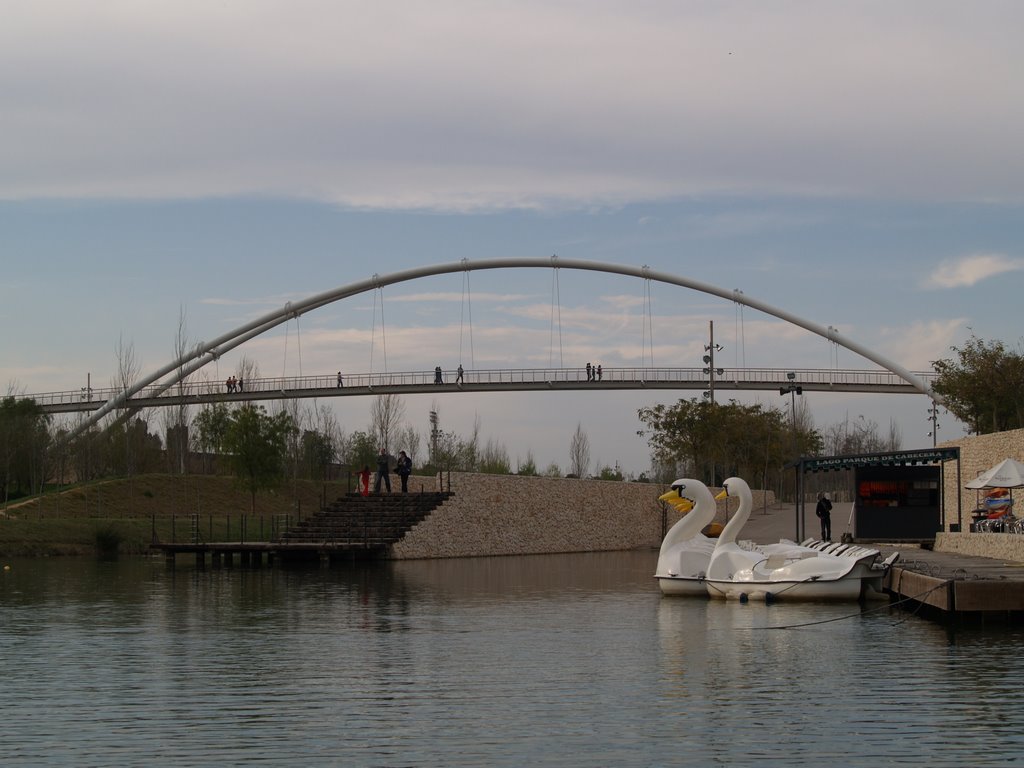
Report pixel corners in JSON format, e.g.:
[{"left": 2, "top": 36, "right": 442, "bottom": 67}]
[
  {"left": 586, "top": 362, "right": 592, "bottom": 381},
  {"left": 374, "top": 448, "right": 392, "bottom": 493},
  {"left": 434, "top": 366, "right": 444, "bottom": 384},
  {"left": 456, "top": 365, "right": 464, "bottom": 384},
  {"left": 337, "top": 371, "right": 343, "bottom": 387}
]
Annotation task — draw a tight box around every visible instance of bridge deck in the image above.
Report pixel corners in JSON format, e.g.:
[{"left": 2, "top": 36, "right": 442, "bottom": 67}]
[{"left": 31, "top": 366, "right": 937, "bottom": 414}]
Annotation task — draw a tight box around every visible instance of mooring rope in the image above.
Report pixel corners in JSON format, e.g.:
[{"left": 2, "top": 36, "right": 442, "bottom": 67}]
[{"left": 745, "top": 582, "right": 950, "bottom": 631}]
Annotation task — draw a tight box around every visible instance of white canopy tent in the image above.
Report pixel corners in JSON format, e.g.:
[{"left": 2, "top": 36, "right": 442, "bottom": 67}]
[{"left": 965, "top": 458, "right": 1024, "bottom": 489}]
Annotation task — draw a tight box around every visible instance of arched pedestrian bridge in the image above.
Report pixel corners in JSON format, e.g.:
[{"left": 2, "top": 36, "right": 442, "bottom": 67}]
[{"left": 34, "top": 257, "right": 942, "bottom": 435}]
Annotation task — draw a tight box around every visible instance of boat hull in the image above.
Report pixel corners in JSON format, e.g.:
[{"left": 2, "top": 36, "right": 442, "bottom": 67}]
[
  {"left": 705, "top": 575, "right": 864, "bottom": 602},
  {"left": 656, "top": 575, "right": 707, "bottom": 596}
]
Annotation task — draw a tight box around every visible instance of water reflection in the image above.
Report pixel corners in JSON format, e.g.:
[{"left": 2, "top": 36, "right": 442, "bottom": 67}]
[{"left": 3, "top": 552, "right": 1024, "bottom": 766}]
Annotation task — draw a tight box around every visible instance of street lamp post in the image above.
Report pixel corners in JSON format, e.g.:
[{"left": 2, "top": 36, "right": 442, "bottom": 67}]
[
  {"left": 702, "top": 320, "right": 724, "bottom": 404},
  {"left": 927, "top": 401, "right": 941, "bottom": 447},
  {"left": 779, "top": 372, "right": 804, "bottom": 537},
  {"left": 779, "top": 372, "right": 803, "bottom": 440}
]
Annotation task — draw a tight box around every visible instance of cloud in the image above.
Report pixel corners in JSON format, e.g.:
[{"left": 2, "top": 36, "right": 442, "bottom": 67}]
[
  {"left": 2, "top": 3, "right": 1023, "bottom": 207},
  {"left": 924, "top": 253, "right": 1024, "bottom": 289},
  {"left": 200, "top": 293, "right": 306, "bottom": 307},
  {"left": 877, "top": 319, "right": 965, "bottom": 370}
]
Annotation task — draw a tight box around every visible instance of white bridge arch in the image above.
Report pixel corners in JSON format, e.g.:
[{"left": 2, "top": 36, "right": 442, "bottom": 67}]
[{"left": 69, "top": 257, "right": 940, "bottom": 439}]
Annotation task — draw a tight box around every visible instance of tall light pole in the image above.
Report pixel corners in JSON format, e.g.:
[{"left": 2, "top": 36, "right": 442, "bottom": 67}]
[
  {"left": 780, "top": 371, "right": 804, "bottom": 537},
  {"left": 429, "top": 410, "right": 439, "bottom": 466},
  {"left": 927, "top": 401, "right": 941, "bottom": 447},
  {"left": 702, "top": 320, "right": 724, "bottom": 404},
  {"left": 779, "top": 372, "right": 803, "bottom": 449}
]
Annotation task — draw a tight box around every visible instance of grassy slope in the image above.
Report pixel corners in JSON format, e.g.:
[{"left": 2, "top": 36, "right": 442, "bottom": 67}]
[{"left": 0, "top": 474, "right": 351, "bottom": 557}]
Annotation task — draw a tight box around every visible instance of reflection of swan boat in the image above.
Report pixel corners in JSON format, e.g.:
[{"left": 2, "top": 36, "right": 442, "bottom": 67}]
[
  {"left": 654, "top": 479, "right": 718, "bottom": 596},
  {"left": 705, "top": 477, "right": 896, "bottom": 602}
]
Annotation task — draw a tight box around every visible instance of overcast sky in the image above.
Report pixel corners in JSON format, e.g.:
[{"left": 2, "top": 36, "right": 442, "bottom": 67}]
[{"left": 2, "top": 2, "right": 1022, "bottom": 475}]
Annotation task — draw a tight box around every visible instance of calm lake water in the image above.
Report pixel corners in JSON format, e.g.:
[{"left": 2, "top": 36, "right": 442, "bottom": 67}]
[{"left": 2, "top": 551, "right": 1023, "bottom": 767}]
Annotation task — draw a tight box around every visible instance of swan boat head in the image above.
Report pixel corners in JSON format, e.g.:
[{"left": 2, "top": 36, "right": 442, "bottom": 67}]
[
  {"left": 658, "top": 478, "right": 719, "bottom": 555},
  {"left": 656, "top": 479, "right": 719, "bottom": 594}
]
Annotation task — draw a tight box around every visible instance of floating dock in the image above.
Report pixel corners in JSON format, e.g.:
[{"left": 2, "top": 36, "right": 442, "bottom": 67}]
[{"left": 883, "top": 546, "right": 1024, "bottom": 620}]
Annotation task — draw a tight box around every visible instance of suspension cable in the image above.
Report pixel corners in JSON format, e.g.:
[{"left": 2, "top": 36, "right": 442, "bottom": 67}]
[
  {"left": 460, "top": 265, "right": 475, "bottom": 369},
  {"left": 734, "top": 291, "right": 747, "bottom": 369},
  {"left": 378, "top": 286, "right": 388, "bottom": 374},
  {"left": 369, "top": 278, "right": 378, "bottom": 376},
  {"left": 295, "top": 313, "right": 303, "bottom": 382},
  {"left": 643, "top": 275, "right": 655, "bottom": 368},
  {"left": 282, "top": 312, "right": 291, "bottom": 379},
  {"left": 549, "top": 259, "right": 563, "bottom": 368}
]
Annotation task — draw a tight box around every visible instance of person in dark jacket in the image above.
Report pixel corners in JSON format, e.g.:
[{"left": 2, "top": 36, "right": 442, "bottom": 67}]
[
  {"left": 374, "top": 448, "right": 391, "bottom": 493},
  {"left": 815, "top": 492, "right": 833, "bottom": 541},
  {"left": 396, "top": 450, "right": 412, "bottom": 493}
]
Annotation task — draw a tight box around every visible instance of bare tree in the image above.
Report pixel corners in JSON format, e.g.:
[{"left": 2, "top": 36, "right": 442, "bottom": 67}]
[
  {"left": 236, "top": 355, "right": 260, "bottom": 392},
  {"left": 394, "top": 424, "right": 421, "bottom": 467},
  {"left": 163, "top": 308, "right": 192, "bottom": 474},
  {"left": 112, "top": 335, "right": 144, "bottom": 474},
  {"left": 370, "top": 393, "right": 405, "bottom": 452},
  {"left": 569, "top": 422, "right": 591, "bottom": 478},
  {"left": 275, "top": 398, "right": 307, "bottom": 507}
]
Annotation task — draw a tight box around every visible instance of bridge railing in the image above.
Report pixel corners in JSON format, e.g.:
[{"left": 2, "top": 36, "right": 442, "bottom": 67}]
[{"left": 23, "top": 366, "right": 938, "bottom": 407}]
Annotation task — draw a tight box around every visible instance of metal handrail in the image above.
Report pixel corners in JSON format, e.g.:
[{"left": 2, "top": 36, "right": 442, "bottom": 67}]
[{"left": 25, "top": 366, "right": 939, "bottom": 407}]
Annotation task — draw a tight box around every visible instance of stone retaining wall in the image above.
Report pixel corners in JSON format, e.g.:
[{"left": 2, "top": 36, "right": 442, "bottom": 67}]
[
  {"left": 390, "top": 472, "right": 775, "bottom": 560},
  {"left": 935, "top": 532, "right": 1024, "bottom": 562}
]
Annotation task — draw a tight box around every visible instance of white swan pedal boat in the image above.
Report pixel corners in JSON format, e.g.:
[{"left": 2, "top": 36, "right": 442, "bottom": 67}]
[
  {"left": 654, "top": 479, "right": 719, "bottom": 596},
  {"left": 704, "top": 477, "right": 897, "bottom": 602}
]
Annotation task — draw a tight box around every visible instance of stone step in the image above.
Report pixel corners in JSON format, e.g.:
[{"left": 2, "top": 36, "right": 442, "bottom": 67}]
[{"left": 280, "top": 491, "right": 451, "bottom": 546}]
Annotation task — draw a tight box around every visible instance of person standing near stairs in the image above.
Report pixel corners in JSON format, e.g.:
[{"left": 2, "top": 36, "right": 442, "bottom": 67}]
[
  {"left": 396, "top": 450, "right": 412, "bottom": 493},
  {"left": 374, "top": 447, "right": 392, "bottom": 493}
]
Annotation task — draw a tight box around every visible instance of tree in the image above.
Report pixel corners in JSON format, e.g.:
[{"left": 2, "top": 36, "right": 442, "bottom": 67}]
[
  {"left": 543, "top": 462, "right": 562, "bottom": 477},
  {"left": 823, "top": 414, "right": 902, "bottom": 455},
  {"left": 223, "top": 404, "right": 294, "bottom": 513},
  {"left": 112, "top": 335, "right": 145, "bottom": 481},
  {"left": 394, "top": 424, "right": 421, "bottom": 468},
  {"left": 638, "top": 397, "right": 821, "bottom": 487},
  {"left": 301, "top": 429, "right": 336, "bottom": 481},
  {"left": 194, "top": 403, "right": 231, "bottom": 472},
  {"left": 163, "top": 307, "right": 192, "bottom": 474},
  {"left": 370, "top": 393, "right": 405, "bottom": 452},
  {"left": 517, "top": 451, "right": 539, "bottom": 476},
  {"left": 569, "top": 422, "right": 591, "bottom": 478},
  {"left": 932, "top": 335, "right": 1024, "bottom": 434},
  {"left": 478, "top": 438, "right": 512, "bottom": 474},
  {"left": 0, "top": 396, "right": 51, "bottom": 501},
  {"left": 342, "top": 430, "right": 378, "bottom": 473},
  {"left": 597, "top": 463, "right": 624, "bottom": 481}
]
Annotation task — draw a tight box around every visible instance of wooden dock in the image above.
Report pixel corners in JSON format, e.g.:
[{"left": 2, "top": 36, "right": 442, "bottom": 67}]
[
  {"left": 883, "top": 545, "right": 1024, "bottom": 620},
  {"left": 151, "top": 491, "right": 452, "bottom": 567},
  {"left": 150, "top": 540, "right": 389, "bottom": 567}
]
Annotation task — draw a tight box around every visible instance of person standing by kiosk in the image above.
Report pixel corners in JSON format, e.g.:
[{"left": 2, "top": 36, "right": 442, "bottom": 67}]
[{"left": 815, "top": 492, "right": 833, "bottom": 542}]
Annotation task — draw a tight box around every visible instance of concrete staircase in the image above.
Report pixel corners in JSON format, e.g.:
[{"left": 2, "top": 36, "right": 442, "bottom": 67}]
[{"left": 280, "top": 491, "right": 452, "bottom": 549}]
